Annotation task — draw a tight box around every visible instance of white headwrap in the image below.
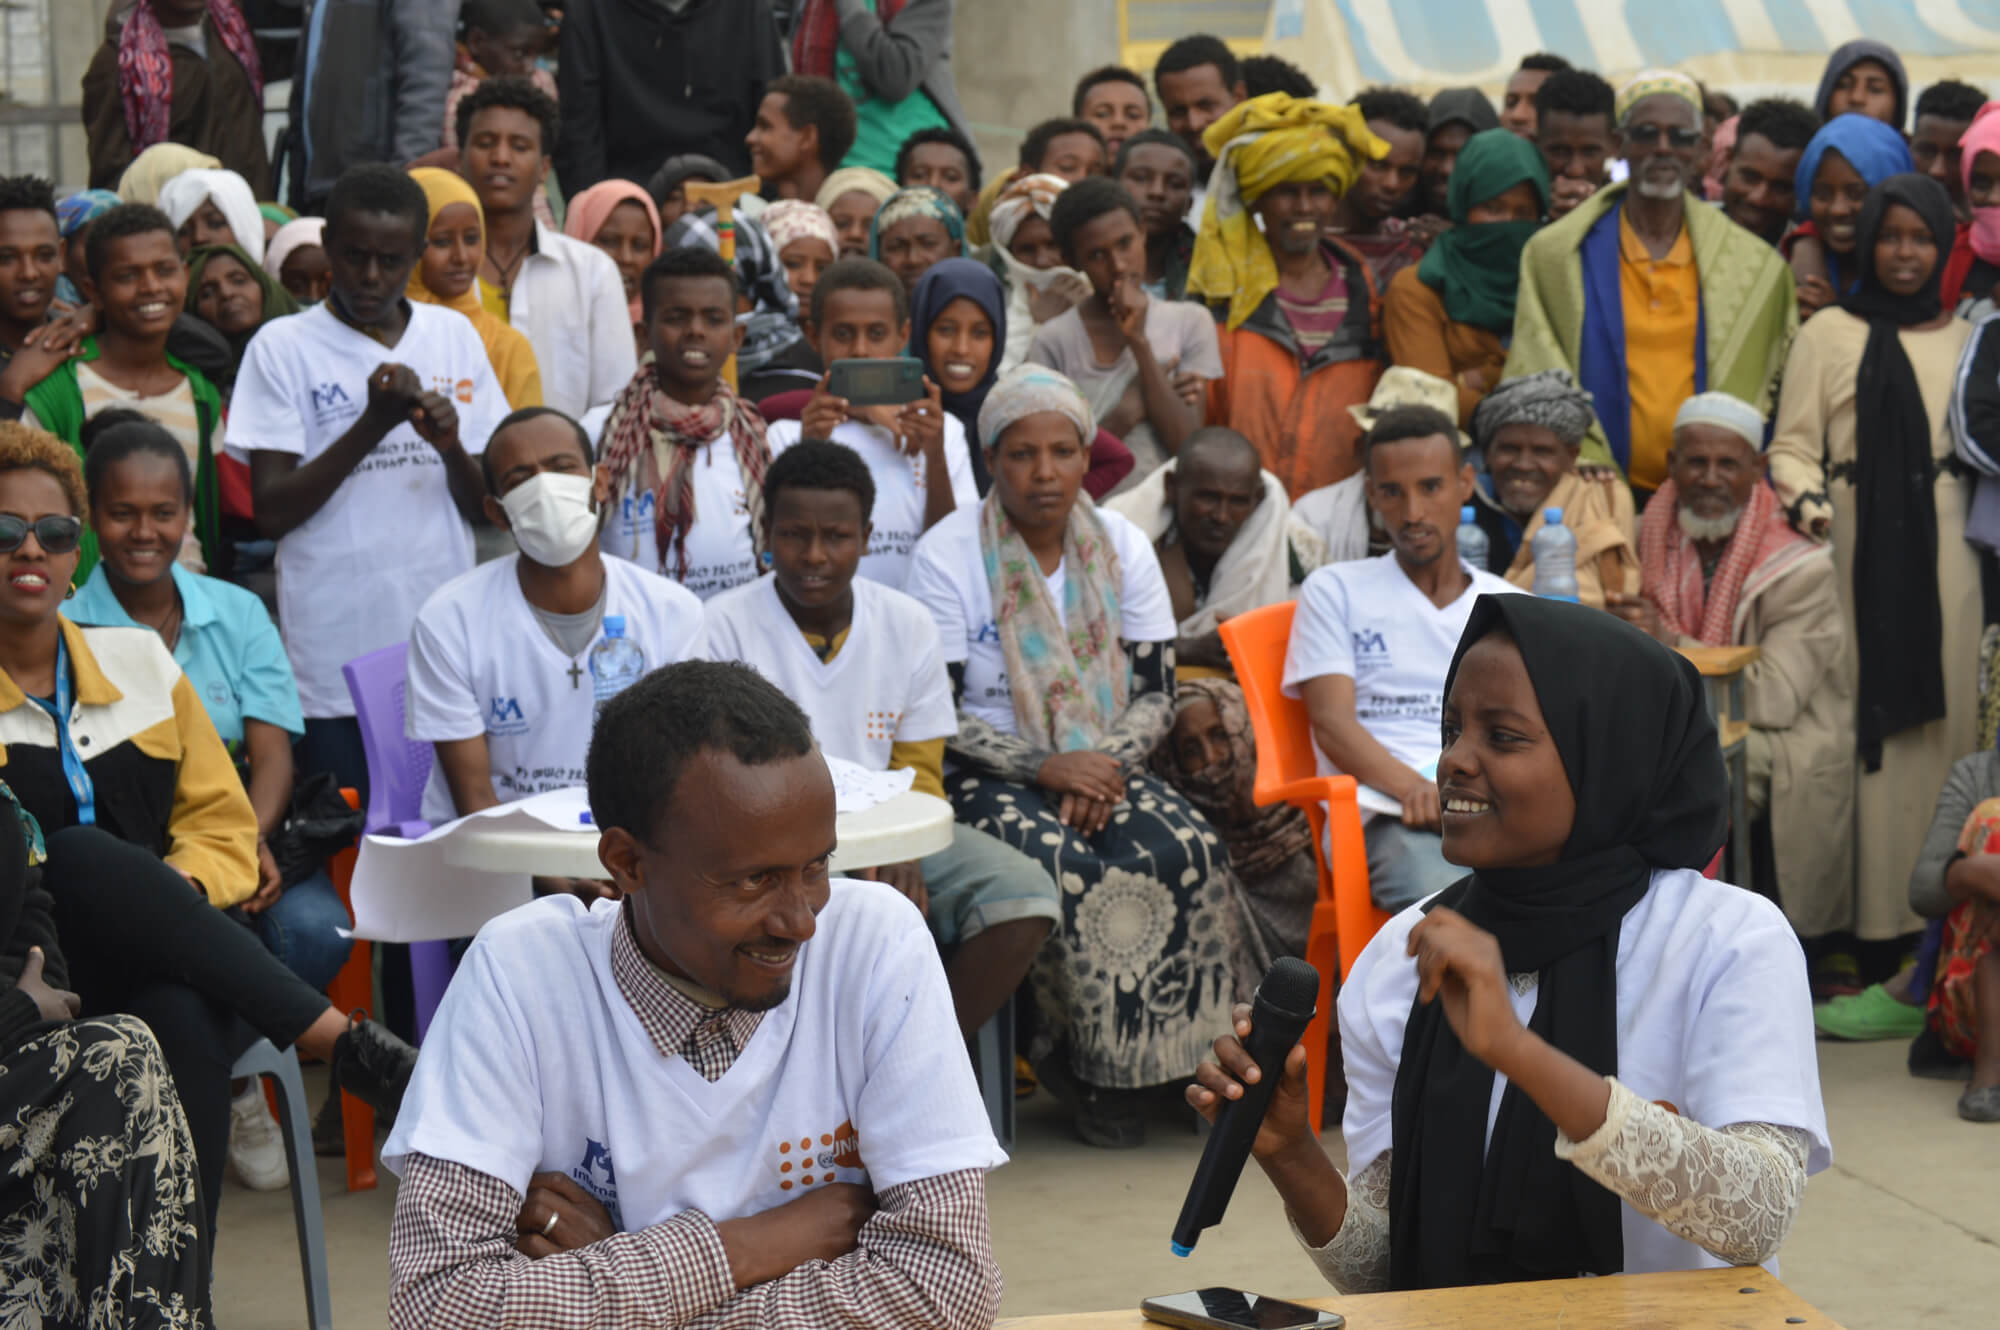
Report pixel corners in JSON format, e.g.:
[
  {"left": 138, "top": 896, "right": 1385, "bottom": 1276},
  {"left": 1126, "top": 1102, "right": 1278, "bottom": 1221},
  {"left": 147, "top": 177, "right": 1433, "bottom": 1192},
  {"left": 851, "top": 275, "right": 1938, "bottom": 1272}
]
[
  {"left": 158, "top": 168, "right": 265, "bottom": 267},
  {"left": 263, "top": 217, "right": 324, "bottom": 281},
  {"left": 1673, "top": 391, "right": 1766, "bottom": 451},
  {"left": 977, "top": 365, "right": 1093, "bottom": 450}
]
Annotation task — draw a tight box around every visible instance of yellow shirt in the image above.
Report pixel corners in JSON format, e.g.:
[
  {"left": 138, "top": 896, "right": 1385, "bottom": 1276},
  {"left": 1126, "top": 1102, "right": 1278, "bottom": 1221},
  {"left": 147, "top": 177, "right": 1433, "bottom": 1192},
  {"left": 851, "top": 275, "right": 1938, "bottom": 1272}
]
[{"left": 1618, "top": 211, "right": 1699, "bottom": 491}]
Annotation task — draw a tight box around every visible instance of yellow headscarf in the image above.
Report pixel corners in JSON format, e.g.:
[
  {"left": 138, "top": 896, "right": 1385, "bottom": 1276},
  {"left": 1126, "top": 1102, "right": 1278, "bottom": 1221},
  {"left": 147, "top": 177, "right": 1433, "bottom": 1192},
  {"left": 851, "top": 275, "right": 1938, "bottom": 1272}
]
[
  {"left": 1186, "top": 93, "right": 1388, "bottom": 331},
  {"left": 406, "top": 168, "right": 544, "bottom": 410},
  {"left": 117, "top": 144, "right": 222, "bottom": 205}
]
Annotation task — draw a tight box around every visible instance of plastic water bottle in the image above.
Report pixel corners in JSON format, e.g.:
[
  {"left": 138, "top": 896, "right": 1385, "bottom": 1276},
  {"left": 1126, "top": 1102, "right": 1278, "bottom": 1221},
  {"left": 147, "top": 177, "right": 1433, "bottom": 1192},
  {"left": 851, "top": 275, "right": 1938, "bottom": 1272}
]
[
  {"left": 1531, "top": 508, "right": 1579, "bottom": 602},
  {"left": 1456, "top": 504, "right": 1488, "bottom": 572},
  {"left": 589, "top": 615, "right": 647, "bottom": 719}
]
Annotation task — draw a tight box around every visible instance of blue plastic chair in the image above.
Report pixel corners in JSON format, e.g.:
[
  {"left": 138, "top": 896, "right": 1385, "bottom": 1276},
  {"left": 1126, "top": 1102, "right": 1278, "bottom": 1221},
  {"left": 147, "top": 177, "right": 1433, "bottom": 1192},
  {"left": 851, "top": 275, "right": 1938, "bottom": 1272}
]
[
  {"left": 341, "top": 642, "right": 454, "bottom": 1042},
  {"left": 233, "top": 1038, "right": 332, "bottom": 1329}
]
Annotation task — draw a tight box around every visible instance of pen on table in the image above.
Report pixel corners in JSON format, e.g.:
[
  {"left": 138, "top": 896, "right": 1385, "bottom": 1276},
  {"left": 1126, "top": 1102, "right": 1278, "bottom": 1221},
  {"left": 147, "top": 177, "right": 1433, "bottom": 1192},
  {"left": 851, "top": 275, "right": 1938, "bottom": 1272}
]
[{"left": 579, "top": 811, "right": 593, "bottom": 826}]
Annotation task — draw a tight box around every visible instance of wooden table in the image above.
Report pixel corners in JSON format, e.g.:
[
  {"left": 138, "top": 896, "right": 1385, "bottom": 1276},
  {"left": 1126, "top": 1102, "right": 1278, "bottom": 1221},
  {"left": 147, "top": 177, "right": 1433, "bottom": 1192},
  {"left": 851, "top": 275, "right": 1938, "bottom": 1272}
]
[
  {"left": 996, "top": 1267, "right": 1846, "bottom": 1329},
  {"left": 1678, "top": 645, "right": 1761, "bottom": 885}
]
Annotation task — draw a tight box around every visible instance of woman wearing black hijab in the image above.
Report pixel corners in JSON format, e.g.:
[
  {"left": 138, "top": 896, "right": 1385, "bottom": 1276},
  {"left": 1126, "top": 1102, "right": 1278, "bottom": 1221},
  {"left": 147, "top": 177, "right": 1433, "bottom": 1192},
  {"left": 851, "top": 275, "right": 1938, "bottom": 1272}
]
[
  {"left": 1770, "top": 174, "right": 1976, "bottom": 947},
  {"left": 1190, "top": 596, "right": 1829, "bottom": 1290}
]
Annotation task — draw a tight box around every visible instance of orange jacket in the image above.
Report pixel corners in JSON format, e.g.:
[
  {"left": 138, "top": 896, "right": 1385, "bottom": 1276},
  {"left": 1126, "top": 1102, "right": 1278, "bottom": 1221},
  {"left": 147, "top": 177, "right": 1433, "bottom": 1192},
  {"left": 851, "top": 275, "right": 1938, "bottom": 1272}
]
[{"left": 1205, "top": 237, "right": 1385, "bottom": 499}]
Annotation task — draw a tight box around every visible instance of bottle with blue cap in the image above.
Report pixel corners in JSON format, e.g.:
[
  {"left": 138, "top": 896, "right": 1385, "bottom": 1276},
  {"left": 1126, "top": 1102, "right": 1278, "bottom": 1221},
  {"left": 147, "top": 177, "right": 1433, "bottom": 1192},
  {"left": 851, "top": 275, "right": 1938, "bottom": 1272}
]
[
  {"left": 1456, "top": 504, "right": 1488, "bottom": 571},
  {"left": 1531, "top": 509, "right": 1578, "bottom": 602},
  {"left": 589, "top": 615, "right": 647, "bottom": 719}
]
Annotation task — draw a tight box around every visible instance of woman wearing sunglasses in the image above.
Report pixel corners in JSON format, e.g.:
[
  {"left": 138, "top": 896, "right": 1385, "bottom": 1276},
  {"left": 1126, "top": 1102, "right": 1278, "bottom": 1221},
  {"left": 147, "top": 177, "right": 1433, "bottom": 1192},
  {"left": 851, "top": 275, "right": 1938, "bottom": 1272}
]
[{"left": 0, "top": 419, "right": 416, "bottom": 1248}]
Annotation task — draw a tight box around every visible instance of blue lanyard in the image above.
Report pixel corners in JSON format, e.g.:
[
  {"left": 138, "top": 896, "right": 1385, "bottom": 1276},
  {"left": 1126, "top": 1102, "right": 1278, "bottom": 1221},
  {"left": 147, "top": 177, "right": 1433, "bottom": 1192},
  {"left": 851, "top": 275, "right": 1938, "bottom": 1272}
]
[{"left": 26, "top": 636, "right": 96, "bottom": 827}]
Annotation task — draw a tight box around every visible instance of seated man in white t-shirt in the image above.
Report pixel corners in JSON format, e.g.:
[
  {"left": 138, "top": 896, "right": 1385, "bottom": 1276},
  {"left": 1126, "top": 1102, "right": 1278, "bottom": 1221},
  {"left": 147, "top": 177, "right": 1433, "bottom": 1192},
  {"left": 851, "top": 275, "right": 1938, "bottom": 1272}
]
[
  {"left": 769, "top": 257, "right": 977, "bottom": 590},
  {"left": 1029, "top": 176, "right": 1221, "bottom": 483},
  {"left": 406, "top": 406, "right": 705, "bottom": 898},
  {"left": 702, "top": 441, "right": 1057, "bottom": 1037},
  {"left": 384, "top": 660, "right": 1007, "bottom": 1329},
  {"left": 226, "top": 163, "right": 505, "bottom": 796},
  {"left": 1282, "top": 402, "right": 1523, "bottom": 911},
  {"left": 595, "top": 246, "right": 770, "bottom": 600}
]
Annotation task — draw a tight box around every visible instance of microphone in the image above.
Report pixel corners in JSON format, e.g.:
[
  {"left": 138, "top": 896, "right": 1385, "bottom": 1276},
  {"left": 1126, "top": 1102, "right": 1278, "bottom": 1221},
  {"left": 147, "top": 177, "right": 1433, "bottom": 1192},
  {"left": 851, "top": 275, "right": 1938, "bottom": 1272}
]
[{"left": 1170, "top": 955, "right": 1320, "bottom": 1257}]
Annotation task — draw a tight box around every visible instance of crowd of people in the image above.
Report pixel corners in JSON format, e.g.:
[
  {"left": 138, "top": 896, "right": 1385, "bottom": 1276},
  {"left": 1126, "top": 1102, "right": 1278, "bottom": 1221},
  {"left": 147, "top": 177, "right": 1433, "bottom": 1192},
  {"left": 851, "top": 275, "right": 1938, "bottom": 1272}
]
[{"left": 0, "top": 0, "right": 1994, "bottom": 1323}]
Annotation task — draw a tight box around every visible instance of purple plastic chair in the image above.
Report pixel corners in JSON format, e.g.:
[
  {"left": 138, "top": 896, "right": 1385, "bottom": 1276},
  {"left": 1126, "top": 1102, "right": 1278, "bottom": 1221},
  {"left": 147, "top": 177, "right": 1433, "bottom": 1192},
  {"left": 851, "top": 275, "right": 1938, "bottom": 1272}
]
[{"left": 342, "top": 642, "right": 454, "bottom": 1042}]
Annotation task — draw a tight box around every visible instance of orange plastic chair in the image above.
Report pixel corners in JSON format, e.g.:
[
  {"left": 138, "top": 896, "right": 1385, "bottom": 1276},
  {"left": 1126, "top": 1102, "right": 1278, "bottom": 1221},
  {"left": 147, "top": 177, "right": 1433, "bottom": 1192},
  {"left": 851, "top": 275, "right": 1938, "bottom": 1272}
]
[
  {"left": 325, "top": 788, "right": 377, "bottom": 1192},
  {"left": 1218, "top": 601, "right": 1389, "bottom": 1131}
]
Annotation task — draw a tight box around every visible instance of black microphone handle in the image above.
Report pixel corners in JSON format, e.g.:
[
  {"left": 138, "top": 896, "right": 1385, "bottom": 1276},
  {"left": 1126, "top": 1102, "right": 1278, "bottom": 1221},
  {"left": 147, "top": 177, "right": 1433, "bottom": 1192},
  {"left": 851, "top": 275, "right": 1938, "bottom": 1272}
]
[{"left": 1170, "top": 971, "right": 1317, "bottom": 1255}]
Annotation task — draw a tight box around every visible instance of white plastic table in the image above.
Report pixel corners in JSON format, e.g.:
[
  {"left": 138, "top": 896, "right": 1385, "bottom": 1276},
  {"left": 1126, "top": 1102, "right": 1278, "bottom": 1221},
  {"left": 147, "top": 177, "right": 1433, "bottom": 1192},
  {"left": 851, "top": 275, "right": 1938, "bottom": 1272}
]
[{"left": 438, "top": 789, "right": 955, "bottom": 879}]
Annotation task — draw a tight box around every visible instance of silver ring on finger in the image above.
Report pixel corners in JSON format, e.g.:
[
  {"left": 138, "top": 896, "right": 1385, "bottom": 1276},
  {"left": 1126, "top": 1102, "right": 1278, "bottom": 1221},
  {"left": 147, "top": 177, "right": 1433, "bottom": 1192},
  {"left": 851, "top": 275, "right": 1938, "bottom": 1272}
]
[{"left": 542, "top": 1209, "right": 559, "bottom": 1236}]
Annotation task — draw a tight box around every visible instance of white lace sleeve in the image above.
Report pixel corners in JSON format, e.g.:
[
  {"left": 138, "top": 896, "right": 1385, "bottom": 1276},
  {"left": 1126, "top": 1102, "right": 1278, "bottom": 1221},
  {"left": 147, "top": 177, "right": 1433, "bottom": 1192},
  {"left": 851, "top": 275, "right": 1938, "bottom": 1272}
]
[
  {"left": 1554, "top": 1076, "right": 1811, "bottom": 1267},
  {"left": 1289, "top": 1153, "right": 1392, "bottom": 1294}
]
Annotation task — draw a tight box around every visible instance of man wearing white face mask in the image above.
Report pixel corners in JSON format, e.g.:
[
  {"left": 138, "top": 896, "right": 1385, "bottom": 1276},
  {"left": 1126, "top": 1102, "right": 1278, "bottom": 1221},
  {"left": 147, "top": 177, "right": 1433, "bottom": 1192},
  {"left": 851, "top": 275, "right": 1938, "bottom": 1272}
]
[{"left": 406, "top": 407, "right": 705, "bottom": 898}]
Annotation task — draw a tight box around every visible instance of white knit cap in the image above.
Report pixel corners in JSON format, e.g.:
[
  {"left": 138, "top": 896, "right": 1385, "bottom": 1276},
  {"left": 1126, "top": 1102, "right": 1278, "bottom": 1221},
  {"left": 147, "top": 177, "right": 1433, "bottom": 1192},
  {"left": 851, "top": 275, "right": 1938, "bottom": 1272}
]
[{"left": 1672, "top": 391, "right": 1766, "bottom": 451}]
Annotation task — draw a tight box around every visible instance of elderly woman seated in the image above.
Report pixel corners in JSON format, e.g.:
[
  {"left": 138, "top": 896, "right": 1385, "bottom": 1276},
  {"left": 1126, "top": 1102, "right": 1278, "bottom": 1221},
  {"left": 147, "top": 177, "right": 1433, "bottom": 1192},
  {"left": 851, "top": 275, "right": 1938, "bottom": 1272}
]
[
  {"left": 1468, "top": 369, "right": 1639, "bottom": 608},
  {"left": 908, "top": 366, "right": 1244, "bottom": 1151}
]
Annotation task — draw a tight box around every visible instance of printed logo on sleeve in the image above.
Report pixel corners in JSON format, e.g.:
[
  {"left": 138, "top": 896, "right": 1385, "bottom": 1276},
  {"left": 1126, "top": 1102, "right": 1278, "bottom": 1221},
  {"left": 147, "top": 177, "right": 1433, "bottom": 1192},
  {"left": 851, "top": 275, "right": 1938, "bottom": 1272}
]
[
  {"left": 486, "top": 695, "right": 530, "bottom": 736},
  {"left": 774, "top": 1120, "right": 865, "bottom": 1191},
  {"left": 1351, "top": 627, "right": 1391, "bottom": 668},
  {"left": 570, "top": 1138, "right": 622, "bottom": 1228}
]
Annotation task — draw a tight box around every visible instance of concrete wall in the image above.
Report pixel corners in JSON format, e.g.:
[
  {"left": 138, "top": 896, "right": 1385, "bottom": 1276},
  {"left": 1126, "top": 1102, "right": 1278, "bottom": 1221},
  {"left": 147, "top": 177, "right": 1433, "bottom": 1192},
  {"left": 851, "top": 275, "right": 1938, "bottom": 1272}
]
[{"left": 951, "top": 0, "right": 1122, "bottom": 173}]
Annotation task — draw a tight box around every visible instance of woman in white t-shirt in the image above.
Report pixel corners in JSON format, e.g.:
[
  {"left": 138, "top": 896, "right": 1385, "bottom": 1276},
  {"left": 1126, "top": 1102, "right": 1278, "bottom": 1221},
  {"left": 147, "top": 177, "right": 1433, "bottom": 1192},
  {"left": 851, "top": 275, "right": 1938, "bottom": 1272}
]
[
  {"left": 1191, "top": 595, "right": 1830, "bottom": 1290},
  {"left": 907, "top": 365, "right": 1244, "bottom": 1150}
]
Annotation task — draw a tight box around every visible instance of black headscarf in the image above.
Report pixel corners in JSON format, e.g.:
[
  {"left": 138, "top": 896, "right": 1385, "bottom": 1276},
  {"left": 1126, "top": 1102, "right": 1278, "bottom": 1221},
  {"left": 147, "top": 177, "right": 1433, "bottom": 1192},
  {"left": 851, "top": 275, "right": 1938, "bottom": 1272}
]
[
  {"left": 1812, "top": 39, "right": 1909, "bottom": 129},
  {"left": 1387, "top": 595, "right": 1727, "bottom": 1290},
  {"left": 1427, "top": 87, "right": 1500, "bottom": 137},
  {"left": 1842, "top": 173, "right": 1956, "bottom": 772}
]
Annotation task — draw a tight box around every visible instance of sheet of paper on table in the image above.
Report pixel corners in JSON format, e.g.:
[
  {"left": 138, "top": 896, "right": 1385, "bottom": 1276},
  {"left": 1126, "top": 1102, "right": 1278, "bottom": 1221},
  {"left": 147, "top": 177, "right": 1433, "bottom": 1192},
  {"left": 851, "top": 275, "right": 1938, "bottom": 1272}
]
[{"left": 348, "top": 760, "right": 918, "bottom": 942}]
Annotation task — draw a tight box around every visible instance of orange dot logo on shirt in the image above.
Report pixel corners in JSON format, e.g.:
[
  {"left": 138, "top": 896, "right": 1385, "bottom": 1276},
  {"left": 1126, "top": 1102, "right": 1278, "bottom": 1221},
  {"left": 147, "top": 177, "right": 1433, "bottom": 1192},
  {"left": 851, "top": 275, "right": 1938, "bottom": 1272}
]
[
  {"left": 773, "top": 1120, "right": 865, "bottom": 1189},
  {"left": 456, "top": 378, "right": 475, "bottom": 403}
]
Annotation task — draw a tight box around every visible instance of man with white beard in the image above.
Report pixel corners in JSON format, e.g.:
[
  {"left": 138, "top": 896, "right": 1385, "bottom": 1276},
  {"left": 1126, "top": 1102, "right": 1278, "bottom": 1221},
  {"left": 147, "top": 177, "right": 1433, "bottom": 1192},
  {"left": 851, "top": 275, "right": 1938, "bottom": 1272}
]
[
  {"left": 1502, "top": 71, "right": 1798, "bottom": 499},
  {"left": 1617, "top": 392, "right": 1855, "bottom": 938}
]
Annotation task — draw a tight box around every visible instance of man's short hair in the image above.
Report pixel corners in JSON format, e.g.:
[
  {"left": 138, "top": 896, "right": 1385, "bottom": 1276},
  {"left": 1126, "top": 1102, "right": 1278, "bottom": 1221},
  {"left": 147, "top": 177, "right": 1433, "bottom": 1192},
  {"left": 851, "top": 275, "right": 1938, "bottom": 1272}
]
[
  {"left": 478, "top": 405, "right": 592, "bottom": 492},
  {"left": 1353, "top": 87, "right": 1428, "bottom": 136},
  {"left": 1113, "top": 128, "right": 1197, "bottom": 178},
  {"left": 455, "top": 73, "right": 561, "bottom": 157},
  {"left": 1362, "top": 404, "right": 1463, "bottom": 470},
  {"left": 1020, "top": 117, "right": 1107, "bottom": 174},
  {"left": 809, "top": 255, "right": 908, "bottom": 330},
  {"left": 587, "top": 660, "right": 816, "bottom": 843},
  {"left": 766, "top": 75, "right": 858, "bottom": 173},
  {"left": 1241, "top": 54, "right": 1316, "bottom": 100},
  {"left": 1532, "top": 70, "right": 1616, "bottom": 122},
  {"left": 1703, "top": 87, "right": 1740, "bottom": 122},
  {"left": 640, "top": 245, "right": 739, "bottom": 322},
  {"left": 1517, "top": 52, "right": 1573, "bottom": 74},
  {"left": 1154, "top": 33, "right": 1240, "bottom": 96},
  {"left": 1916, "top": 79, "right": 1987, "bottom": 125},
  {"left": 1178, "top": 425, "right": 1262, "bottom": 478},
  {"left": 1049, "top": 176, "right": 1141, "bottom": 265},
  {"left": 764, "top": 438, "right": 877, "bottom": 526},
  {"left": 323, "top": 164, "right": 428, "bottom": 252},
  {"left": 0, "top": 175, "right": 57, "bottom": 225},
  {"left": 83, "top": 203, "right": 177, "bottom": 281},
  {"left": 1072, "top": 65, "right": 1150, "bottom": 117},
  {"left": 894, "top": 126, "right": 983, "bottom": 194},
  {"left": 1735, "top": 97, "right": 1820, "bottom": 152}
]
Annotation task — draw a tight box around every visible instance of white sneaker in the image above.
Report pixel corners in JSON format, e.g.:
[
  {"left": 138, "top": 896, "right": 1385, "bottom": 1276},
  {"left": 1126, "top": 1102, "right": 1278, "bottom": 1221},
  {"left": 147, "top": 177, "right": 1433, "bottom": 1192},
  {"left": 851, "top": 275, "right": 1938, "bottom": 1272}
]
[{"left": 227, "top": 1084, "right": 291, "bottom": 1192}]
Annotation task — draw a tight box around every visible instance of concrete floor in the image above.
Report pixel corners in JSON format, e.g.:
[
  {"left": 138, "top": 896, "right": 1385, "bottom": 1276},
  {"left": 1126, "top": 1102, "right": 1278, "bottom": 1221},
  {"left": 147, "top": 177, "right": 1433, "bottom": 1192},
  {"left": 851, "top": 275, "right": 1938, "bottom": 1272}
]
[{"left": 213, "top": 1039, "right": 1997, "bottom": 1328}]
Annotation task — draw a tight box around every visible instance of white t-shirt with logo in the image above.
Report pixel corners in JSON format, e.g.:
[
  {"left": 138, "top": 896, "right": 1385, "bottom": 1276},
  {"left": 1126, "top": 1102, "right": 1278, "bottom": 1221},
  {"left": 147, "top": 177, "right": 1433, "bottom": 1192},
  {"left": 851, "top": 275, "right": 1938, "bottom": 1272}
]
[
  {"left": 906, "top": 504, "right": 1176, "bottom": 737},
  {"left": 1282, "top": 553, "right": 1521, "bottom": 779},
  {"left": 1341, "top": 868, "right": 1831, "bottom": 1276},
  {"left": 382, "top": 885, "right": 1008, "bottom": 1230},
  {"left": 224, "top": 302, "right": 505, "bottom": 717},
  {"left": 405, "top": 553, "right": 705, "bottom": 824},
  {"left": 766, "top": 417, "right": 979, "bottom": 591},
  {"left": 597, "top": 425, "right": 758, "bottom": 601},
  {"left": 699, "top": 575, "right": 957, "bottom": 769}
]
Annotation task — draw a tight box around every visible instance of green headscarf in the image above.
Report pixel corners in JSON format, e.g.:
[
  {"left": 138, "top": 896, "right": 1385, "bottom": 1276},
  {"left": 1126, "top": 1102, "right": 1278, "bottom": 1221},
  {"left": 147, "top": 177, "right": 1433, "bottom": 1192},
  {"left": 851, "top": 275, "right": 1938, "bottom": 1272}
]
[
  {"left": 184, "top": 243, "right": 299, "bottom": 384},
  {"left": 1416, "top": 128, "right": 1550, "bottom": 333}
]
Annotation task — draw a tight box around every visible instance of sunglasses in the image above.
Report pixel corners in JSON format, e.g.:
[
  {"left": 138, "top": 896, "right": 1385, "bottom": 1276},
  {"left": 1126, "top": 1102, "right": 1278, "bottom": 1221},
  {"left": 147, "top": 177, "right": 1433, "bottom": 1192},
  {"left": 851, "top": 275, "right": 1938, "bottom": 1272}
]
[
  {"left": 1626, "top": 123, "right": 1702, "bottom": 149},
  {"left": 0, "top": 514, "right": 83, "bottom": 556}
]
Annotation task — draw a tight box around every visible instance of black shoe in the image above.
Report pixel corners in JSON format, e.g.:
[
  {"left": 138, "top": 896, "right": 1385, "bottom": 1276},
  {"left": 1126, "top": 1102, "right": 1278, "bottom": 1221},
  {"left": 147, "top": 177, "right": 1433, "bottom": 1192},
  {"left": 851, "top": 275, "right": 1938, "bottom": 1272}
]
[
  {"left": 331, "top": 1015, "right": 418, "bottom": 1120},
  {"left": 312, "top": 1068, "right": 346, "bottom": 1157},
  {"left": 1908, "top": 1024, "right": 1974, "bottom": 1081}
]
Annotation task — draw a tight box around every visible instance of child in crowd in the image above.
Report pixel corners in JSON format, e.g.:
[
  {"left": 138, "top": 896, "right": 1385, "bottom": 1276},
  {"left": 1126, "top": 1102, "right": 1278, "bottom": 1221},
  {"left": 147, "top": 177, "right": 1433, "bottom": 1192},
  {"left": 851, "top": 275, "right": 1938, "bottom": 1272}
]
[
  {"left": 770, "top": 257, "right": 975, "bottom": 590},
  {"left": 441, "top": 0, "right": 556, "bottom": 152},
  {"left": 264, "top": 216, "right": 329, "bottom": 305},
  {"left": 597, "top": 246, "right": 770, "bottom": 600},
  {"left": 748, "top": 75, "right": 858, "bottom": 207},
  {"left": 158, "top": 167, "right": 263, "bottom": 266},
  {"left": 700, "top": 440, "right": 1058, "bottom": 1037},
  {"left": 1114, "top": 130, "right": 1199, "bottom": 302},
  {"left": 0, "top": 180, "right": 76, "bottom": 418},
  {"left": 763, "top": 199, "right": 840, "bottom": 312},
  {"left": 896, "top": 126, "right": 982, "bottom": 216}
]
